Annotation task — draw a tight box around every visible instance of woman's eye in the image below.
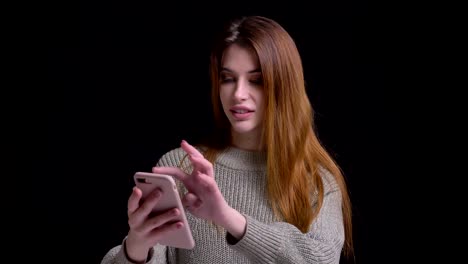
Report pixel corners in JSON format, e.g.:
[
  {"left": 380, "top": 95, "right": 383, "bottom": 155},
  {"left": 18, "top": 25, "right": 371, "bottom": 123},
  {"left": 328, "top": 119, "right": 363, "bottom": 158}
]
[
  {"left": 221, "top": 77, "right": 234, "bottom": 83},
  {"left": 250, "top": 78, "right": 263, "bottom": 84}
]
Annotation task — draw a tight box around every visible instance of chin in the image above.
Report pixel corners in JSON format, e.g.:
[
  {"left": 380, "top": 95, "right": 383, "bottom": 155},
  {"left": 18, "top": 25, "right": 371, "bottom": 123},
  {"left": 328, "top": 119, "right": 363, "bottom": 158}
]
[{"left": 231, "top": 123, "right": 258, "bottom": 134}]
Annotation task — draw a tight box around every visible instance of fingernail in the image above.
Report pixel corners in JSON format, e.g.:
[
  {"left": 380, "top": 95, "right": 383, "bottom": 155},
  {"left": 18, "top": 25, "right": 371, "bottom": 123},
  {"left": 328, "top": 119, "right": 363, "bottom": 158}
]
[{"left": 154, "top": 189, "right": 161, "bottom": 198}]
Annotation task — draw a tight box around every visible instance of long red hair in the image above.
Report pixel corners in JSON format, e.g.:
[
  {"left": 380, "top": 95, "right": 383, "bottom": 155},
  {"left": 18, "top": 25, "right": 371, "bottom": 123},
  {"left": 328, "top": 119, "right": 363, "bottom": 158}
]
[{"left": 200, "top": 16, "right": 353, "bottom": 258}]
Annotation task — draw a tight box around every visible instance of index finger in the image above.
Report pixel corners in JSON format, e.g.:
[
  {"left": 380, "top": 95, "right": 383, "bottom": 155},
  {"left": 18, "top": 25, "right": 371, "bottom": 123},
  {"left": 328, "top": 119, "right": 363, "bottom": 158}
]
[
  {"left": 128, "top": 187, "right": 142, "bottom": 215},
  {"left": 152, "top": 166, "right": 189, "bottom": 182},
  {"left": 181, "top": 140, "right": 204, "bottom": 158}
]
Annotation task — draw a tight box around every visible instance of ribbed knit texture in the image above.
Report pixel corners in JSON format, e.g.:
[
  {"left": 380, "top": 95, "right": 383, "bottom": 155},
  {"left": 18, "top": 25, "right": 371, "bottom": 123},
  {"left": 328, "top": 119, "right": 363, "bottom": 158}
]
[{"left": 101, "top": 147, "right": 345, "bottom": 264}]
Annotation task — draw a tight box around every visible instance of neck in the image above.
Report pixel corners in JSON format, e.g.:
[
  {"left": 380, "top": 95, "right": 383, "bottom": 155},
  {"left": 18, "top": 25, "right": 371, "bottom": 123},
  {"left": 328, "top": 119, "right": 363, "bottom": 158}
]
[{"left": 231, "top": 129, "right": 263, "bottom": 151}]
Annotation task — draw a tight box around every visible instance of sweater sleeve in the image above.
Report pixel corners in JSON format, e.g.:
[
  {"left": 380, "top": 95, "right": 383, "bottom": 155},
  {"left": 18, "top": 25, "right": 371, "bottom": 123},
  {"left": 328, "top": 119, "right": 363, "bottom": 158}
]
[
  {"left": 227, "top": 173, "right": 345, "bottom": 264},
  {"left": 100, "top": 238, "right": 168, "bottom": 264}
]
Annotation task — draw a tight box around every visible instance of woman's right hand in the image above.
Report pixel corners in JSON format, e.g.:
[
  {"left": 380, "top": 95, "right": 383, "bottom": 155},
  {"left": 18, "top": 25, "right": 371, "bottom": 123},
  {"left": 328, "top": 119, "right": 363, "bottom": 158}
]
[{"left": 125, "top": 186, "right": 183, "bottom": 263}]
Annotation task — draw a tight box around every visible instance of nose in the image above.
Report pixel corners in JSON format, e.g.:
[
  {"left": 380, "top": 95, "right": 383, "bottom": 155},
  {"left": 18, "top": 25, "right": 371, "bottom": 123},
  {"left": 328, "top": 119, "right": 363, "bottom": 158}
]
[{"left": 233, "top": 79, "right": 249, "bottom": 102}]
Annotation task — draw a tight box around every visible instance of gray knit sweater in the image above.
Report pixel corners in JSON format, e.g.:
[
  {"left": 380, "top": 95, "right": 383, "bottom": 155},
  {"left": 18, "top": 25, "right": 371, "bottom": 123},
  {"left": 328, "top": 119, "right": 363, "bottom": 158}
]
[{"left": 101, "top": 147, "right": 344, "bottom": 264}]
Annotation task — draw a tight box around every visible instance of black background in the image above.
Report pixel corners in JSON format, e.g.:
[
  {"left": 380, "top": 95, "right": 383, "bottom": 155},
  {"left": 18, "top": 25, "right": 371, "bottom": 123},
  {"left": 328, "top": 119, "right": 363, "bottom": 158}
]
[{"left": 45, "top": 1, "right": 397, "bottom": 263}]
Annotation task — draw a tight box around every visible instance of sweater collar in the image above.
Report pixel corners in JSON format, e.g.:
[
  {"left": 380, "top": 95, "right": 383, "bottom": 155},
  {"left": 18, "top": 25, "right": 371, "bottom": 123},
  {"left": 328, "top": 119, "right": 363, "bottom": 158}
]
[{"left": 215, "top": 146, "right": 267, "bottom": 171}]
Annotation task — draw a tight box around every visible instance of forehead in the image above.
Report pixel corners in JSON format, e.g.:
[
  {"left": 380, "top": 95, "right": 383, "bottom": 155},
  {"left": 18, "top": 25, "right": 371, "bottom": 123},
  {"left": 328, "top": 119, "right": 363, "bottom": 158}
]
[{"left": 221, "top": 44, "right": 260, "bottom": 73}]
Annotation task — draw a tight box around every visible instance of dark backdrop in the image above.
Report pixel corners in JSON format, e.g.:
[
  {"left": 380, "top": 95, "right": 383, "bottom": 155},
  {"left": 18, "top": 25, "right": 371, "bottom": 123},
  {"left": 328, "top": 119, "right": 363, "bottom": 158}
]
[{"left": 45, "top": 1, "right": 397, "bottom": 263}]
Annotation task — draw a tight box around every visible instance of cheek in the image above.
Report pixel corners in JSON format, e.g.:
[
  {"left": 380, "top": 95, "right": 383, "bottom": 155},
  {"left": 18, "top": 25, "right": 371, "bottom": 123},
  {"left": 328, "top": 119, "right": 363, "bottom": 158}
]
[{"left": 219, "top": 89, "right": 230, "bottom": 112}]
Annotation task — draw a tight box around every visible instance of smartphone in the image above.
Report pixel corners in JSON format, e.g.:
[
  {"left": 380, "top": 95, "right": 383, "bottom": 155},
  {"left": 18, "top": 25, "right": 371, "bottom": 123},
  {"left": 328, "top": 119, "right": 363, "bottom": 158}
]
[{"left": 133, "top": 172, "right": 195, "bottom": 249}]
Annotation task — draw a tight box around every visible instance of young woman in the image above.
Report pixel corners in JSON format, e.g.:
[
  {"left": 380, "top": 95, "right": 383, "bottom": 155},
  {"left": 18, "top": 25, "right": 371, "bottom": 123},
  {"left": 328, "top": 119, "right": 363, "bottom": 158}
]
[{"left": 102, "top": 15, "right": 353, "bottom": 264}]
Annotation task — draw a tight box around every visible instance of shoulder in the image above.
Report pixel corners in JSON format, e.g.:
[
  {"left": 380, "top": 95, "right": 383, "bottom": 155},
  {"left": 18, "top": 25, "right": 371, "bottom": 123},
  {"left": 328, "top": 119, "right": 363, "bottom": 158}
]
[
  {"left": 155, "top": 145, "right": 206, "bottom": 168},
  {"left": 156, "top": 147, "right": 187, "bottom": 167},
  {"left": 317, "top": 165, "right": 340, "bottom": 194}
]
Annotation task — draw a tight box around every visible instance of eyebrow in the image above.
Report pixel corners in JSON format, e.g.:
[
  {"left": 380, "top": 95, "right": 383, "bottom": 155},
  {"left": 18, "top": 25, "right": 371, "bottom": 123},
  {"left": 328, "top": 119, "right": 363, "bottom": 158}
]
[{"left": 221, "top": 67, "right": 261, "bottom": 74}]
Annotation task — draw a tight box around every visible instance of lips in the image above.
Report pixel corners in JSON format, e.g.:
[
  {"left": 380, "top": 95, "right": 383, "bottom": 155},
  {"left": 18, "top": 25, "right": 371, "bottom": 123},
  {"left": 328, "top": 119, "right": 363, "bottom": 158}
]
[
  {"left": 230, "top": 109, "right": 252, "bottom": 114},
  {"left": 230, "top": 106, "right": 254, "bottom": 113},
  {"left": 229, "top": 106, "right": 254, "bottom": 120}
]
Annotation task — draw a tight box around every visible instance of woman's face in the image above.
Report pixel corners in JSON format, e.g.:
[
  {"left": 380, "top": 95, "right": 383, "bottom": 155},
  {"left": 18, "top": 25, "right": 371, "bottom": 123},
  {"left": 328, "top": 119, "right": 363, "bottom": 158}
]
[{"left": 219, "top": 43, "right": 266, "bottom": 141}]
